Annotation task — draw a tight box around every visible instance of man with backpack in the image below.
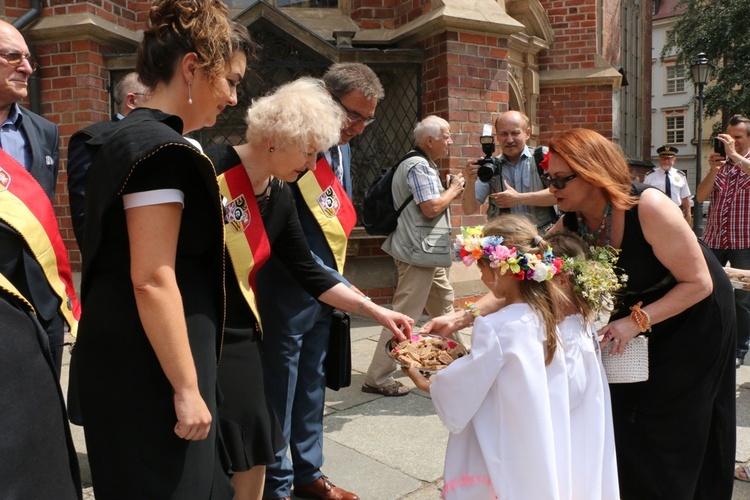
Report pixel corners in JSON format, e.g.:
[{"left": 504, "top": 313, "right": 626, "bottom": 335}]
[
  {"left": 462, "top": 111, "right": 557, "bottom": 231},
  {"left": 362, "top": 115, "right": 463, "bottom": 396}
]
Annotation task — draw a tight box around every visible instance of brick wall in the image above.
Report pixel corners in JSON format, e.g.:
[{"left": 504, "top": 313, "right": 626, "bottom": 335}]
[
  {"left": 537, "top": 84, "right": 614, "bottom": 144},
  {"left": 539, "top": 0, "right": 599, "bottom": 71},
  {"left": 14, "top": 1, "right": 148, "bottom": 268},
  {"left": 351, "top": 0, "right": 430, "bottom": 29},
  {"left": 3, "top": 1, "right": 31, "bottom": 19},
  {"left": 37, "top": 38, "right": 131, "bottom": 268},
  {"left": 538, "top": 0, "right": 616, "bottom": 142},
  {"left": 46, "top": 0, "right": 149, "bottom": 30},
  {"left": 418, "top": 30, "right": 509, "bottom": 225}
]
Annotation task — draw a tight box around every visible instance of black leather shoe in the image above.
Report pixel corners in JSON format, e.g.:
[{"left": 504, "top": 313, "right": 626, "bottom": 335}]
[
  {"left": 738, "top": 357, "right": 744, "bottom": 369},
  {"left": 294, "top": 475, "right": 359, "bottom": 500}
]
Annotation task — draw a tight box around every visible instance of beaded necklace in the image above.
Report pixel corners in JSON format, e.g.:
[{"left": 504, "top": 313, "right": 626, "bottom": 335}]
[{"left": 577, "top": 202, "right": 612, "bottom": 246}]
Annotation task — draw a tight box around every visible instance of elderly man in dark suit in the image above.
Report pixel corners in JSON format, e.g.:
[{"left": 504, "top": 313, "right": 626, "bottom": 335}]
[
  {"left": 0, "top": 20, "right": 67, "bottom": 373},
  {"left": 0, "top": 20, "right": 59, "bottom": 203}
]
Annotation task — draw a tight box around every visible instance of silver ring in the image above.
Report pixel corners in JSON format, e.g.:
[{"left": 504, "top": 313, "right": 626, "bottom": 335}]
[{"left": 613, "top": 339, "right": 620, "bottom": 343}]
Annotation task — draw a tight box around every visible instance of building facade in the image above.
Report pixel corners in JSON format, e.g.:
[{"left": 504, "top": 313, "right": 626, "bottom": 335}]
[
  {"left": 5, "top": 0, "right": 649, "bottom": 303},
  {"left": 651, "top": 0, "right": 716, "bottom": 197}
]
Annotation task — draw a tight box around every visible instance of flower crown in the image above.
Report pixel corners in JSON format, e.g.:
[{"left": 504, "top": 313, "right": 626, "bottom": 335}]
[
  {"left": 454, "top": 226, "right": 563, "bottom": 282},
  {"left": 561, "top": 245, "right": 627, "bottom": 310}
]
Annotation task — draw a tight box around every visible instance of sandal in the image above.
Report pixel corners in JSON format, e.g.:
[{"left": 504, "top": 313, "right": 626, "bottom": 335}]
[
  {"left": 735, "top": 462, "right": 750, "bottom": 482},
  {"left": 361, "top": 381, "right": 410, "bottom": 397}
]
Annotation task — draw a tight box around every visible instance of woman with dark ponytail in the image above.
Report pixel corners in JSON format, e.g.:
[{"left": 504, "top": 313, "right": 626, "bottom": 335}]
[{"left": 70, "top": 0, "right": 246, "bottom": 497}]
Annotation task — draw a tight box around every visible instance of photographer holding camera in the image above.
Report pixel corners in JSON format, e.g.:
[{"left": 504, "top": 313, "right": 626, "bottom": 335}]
[
  {"left": 696, "top": 114, "right": 750, "bottom": 373},
  {"left": 462, "top": 111, "right": 556, "bottom": 231}
]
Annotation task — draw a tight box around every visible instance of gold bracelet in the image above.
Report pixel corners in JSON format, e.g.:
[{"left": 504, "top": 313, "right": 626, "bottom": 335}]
[{"left": 629, "top": 301, "right": 652, "bottom": 333}]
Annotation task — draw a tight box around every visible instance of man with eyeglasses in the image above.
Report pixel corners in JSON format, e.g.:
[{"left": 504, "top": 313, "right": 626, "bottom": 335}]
[
  {"left": 0, "top": 23, "right": 82, "bottom": 496},
  {"left": 0, "top": 20, "right": 71, "bottom": 376},
  {"left": 67, "top": 72, "right": 149, "bottom": 249},
  {"left": 0, "top": 20, "right": 59, "bottom": 202},
  {"left": 256, "top": 63, "right": 384, "bottom": 500},
  {"left": 363, "top": 115, "right": 461, "bottom": 398},
  {"left": 461, "top": 110, "right": 557, "bottom": 232}
]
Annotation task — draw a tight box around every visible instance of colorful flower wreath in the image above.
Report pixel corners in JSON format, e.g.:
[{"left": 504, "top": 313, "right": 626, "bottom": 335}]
[
  {"left": 561, "top": 245, "right": 627, "bottom": 310},
  {"left": 453, "top": 226, "right": 564, "bottom": 282}
]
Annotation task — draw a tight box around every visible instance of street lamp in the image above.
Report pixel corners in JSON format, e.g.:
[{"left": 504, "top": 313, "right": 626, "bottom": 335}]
[{"left": 691, "top": 52, "right": 710, "bottom": 233}]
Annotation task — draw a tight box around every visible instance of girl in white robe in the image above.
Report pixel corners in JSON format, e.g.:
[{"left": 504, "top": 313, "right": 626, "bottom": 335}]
[
  {"left": 404, "top": 215, "right": 572, "bottom": 500},
  {"left": 547, "top": 232, "right": 620, "bottom": 500}
]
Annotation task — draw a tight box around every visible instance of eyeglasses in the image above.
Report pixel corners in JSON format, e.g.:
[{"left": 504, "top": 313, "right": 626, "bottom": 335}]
[
  {"left": 541, "top": 173, "right": 577, "bottom": 190},
  {"left": 0, "top": 51, "right": 38, "bottom": 72},
  {"left": 332, "top": 95, "right": 376, "bottom": 127}
]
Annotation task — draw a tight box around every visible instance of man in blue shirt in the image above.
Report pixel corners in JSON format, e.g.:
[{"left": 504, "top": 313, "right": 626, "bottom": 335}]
[{"left": 462, "top": 110, "right": 555, "bottom": 231}]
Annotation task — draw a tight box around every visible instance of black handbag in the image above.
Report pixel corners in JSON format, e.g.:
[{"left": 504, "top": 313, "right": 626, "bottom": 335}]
[{"left": 325, "top": 309, "right": 352, "bottom": 391}]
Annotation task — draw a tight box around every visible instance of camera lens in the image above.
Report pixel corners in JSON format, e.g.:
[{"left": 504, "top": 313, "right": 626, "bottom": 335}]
[{"left": 477, "top": 165, "right": 494, "bottom": 183}]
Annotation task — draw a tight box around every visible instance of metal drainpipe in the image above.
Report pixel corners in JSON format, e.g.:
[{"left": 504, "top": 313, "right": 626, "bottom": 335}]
[{"left": 13, "top": 0, "right": 42, "bottom": 115}]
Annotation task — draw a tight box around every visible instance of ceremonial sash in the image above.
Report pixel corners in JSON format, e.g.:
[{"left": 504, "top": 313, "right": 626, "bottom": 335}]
[
  {"left": 296, "top": 156, "right": 357, "bottom": 273},
  {"left": 0, "top": 147, "right": 80, "bottom": 335},
  {"left": 218, "top": 164, "right": 271, "bottom": 333}
]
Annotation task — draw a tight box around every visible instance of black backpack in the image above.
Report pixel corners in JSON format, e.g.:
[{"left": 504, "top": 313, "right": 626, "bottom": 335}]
[{"left": 362, "top": 150, "right": 426, "bottom": 236}]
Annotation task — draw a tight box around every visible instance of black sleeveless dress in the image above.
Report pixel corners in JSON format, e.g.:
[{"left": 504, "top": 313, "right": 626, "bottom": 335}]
[{"left": 563, "top": 184, "right": 736, "bottom": 499}]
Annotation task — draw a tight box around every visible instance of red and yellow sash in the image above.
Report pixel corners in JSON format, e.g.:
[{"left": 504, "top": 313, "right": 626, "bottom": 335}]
[
  {"left": 296, "top": 156, "right": 357, "bottom": 273},
  {"left": 218, "top": 164, "right": 271, "bottom": 332},
  {"left": 0, "top": 147, "right": 80, "bottom": 335}
]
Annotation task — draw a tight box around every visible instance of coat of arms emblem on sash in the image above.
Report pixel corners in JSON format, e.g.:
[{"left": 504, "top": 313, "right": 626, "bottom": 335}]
[
  {"left": 317, "top": 186, "right": 340, "bottom": 218},
  {"left": 225, "top": 194, "right": 250, "bottom": 232},
  {"left": 0, "top": 167, "right": 10, "bottom": 192}
]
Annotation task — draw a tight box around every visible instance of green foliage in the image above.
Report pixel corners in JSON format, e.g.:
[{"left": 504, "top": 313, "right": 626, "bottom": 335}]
[{"left": 662, "top": 0, "right": 750, "bottom": 118}]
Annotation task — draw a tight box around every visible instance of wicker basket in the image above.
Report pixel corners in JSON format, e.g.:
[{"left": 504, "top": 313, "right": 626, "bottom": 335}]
[{"left": 601, "top": 335, "right": 649, "bottom": 383}]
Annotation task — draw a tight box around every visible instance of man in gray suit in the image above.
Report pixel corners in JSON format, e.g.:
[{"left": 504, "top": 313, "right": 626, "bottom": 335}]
[{"left": 0, "top": 20, "right": 59, "bottom": 203}]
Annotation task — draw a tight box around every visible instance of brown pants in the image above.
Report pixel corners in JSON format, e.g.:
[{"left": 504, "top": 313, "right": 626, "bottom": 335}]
[{"left": 363, "top": 258, "right": 454, "bottom": 388}]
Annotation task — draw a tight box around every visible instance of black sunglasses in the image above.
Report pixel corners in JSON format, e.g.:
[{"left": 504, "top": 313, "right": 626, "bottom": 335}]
[
  {"left": 0, "top": 51, "right": 37, "bottom": 72},
  {"left": 332, "top": 95, "right": 376, "bottom": 127},
  {"left": 541, "top": 173, "right": 577, "bottom": 189}
]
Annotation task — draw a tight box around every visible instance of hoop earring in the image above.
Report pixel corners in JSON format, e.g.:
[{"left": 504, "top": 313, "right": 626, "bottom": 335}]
[
  {"left": 187, "top": 81, "right": 193, "bottom": 105},
  {"left": 268, "top": 147, "right": 274, "bottom": 153}
]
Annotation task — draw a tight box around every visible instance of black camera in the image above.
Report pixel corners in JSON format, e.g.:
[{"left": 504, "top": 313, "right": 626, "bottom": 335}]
[
  {"left": 475, "top": 135, "right": 497, "bottom": 183},
  {"left": 714, "top": 137, "right": 726, "bottom": 157}
]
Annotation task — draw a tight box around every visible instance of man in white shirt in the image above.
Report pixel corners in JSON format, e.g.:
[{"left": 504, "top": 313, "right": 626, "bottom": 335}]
[{"left": 644, "top": 145, "right": 691, "bottom": 222}]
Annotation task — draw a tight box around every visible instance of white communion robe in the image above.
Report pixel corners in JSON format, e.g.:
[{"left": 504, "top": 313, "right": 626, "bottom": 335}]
[
  {"left": 431, "top": 303, "right": 572, "bottom": 500},
  {"left": 559, "top": 314, "right": 620, "bottom": 500}
]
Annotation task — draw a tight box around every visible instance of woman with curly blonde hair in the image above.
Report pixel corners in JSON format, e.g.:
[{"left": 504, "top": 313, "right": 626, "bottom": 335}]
[
  {"left": 206, "top": 77, "right": 413, "bottom": 500},
  {"left": 70, "top": 0, "right": 247, "bottom": 497}
]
